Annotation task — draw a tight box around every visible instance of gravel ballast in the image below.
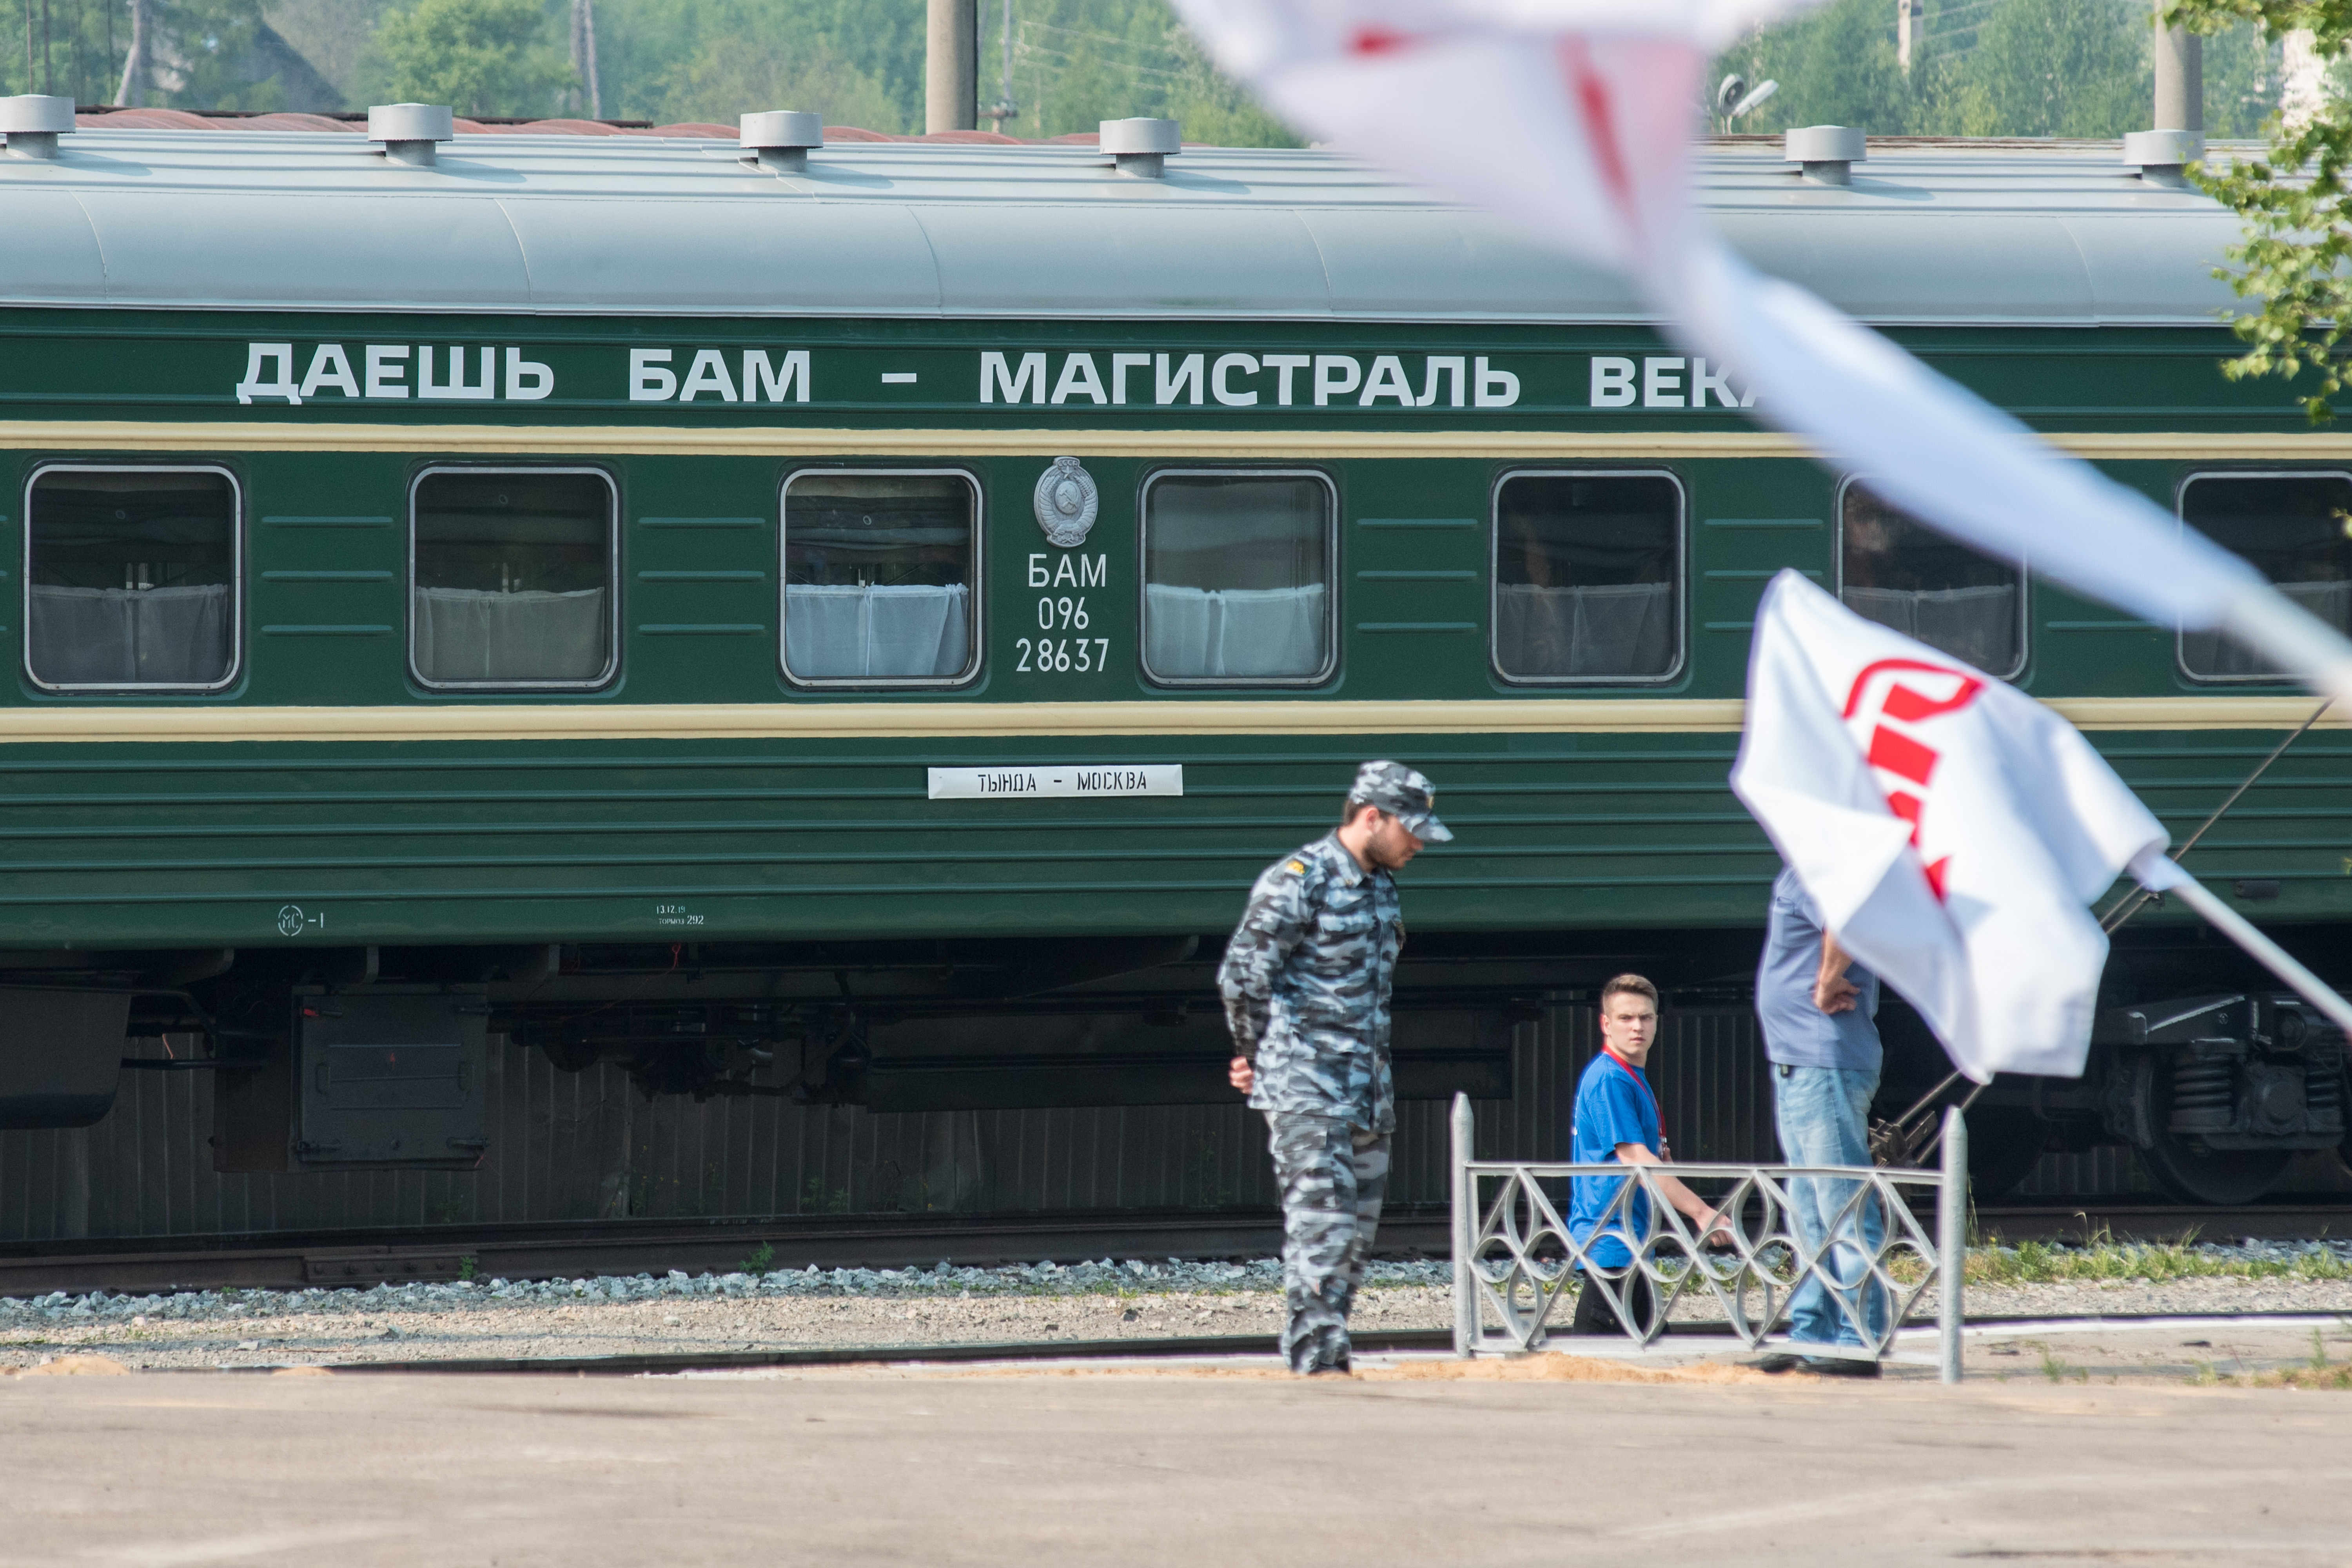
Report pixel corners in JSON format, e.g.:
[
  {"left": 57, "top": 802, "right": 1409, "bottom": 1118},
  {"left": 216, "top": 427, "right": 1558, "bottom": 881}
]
[{"left": 1, "top": 1243, "right": 2346, "bottom": 1372}]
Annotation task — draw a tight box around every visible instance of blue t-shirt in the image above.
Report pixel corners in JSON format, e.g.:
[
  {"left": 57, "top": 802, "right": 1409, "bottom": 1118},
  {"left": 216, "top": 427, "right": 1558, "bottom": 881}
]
[
  {"left": 1757, "top": 865, "right": 1883, "bottom": 1072},
  {"left": 1566, "top": 1049, "right": 1661, "bottom": 1270}
]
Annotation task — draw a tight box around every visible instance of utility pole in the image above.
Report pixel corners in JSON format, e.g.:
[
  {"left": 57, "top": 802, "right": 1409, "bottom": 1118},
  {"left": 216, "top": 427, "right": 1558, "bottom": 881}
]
[
  {"left": 2152, "top": 6, "right": 2203, "bottom": 135},
  {"left": 114, "top": 0, "right": 146, "bottom": 106},
  {"left": 926, "top": 0, "right": 976, "bottom": 133},
  {"left": 570, "top": 0, "right": 602, "bottom": 120},
  {"left": 1896, "top": 0, "right": 1921, "bottom": 76}
]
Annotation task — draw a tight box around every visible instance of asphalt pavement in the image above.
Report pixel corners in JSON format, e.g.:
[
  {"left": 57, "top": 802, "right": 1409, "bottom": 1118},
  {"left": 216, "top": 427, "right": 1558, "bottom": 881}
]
[{"left": 0, "top": 1337, "right": 2347, "bottom": 1565}]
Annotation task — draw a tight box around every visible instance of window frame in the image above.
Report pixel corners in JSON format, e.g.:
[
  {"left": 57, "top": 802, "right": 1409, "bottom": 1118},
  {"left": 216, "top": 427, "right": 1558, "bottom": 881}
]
[
  {"left": 1833, "top": 473, "right": 2029, "bottom": 682},
  {"left": 777, "top": 464, "right": 984, "bottom": 690},
  {"left": 2174, "top": 468, "right": 2352, "bottom": 686},
  {"left": 1137, "top": 465, "right": 1340, "bottom": 690},
  {"left": 1487, "top": 466, "right": 1687, "bottom": 688},
  {"left": 22, "top": 461, "right": 246, "bottom": 695},
  {"left": 405, "top": 463, "right": 621, "bottom": 693}
]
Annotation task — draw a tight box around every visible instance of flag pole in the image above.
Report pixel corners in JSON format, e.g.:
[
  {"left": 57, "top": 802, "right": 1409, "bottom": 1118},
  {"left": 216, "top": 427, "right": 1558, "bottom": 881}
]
[{"left": 2130, "top": 850, "right": 2352, "bottom": 1039}]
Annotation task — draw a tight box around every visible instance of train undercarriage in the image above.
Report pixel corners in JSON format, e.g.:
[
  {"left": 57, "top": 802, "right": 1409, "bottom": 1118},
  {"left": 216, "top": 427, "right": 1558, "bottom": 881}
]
[{"left": 1, "top": 919, "right": 2346, "bottom": 1205}]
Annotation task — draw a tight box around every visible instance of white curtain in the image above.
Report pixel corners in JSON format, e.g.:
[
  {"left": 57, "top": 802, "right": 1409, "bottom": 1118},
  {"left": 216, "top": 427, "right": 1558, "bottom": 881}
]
[
  {"left": 784, "top": 583, "right": 970, "bottom": 679},
  {"left": 1145, "top": 583, "right": 1326, "bottom": 678},
  {"left": 2183, "top": 578, "right": 2351, "bottom": 678},
  {"left": 1493, "top": 581, "right": 1671, "bottom": 677},
  {"left": 1841, "top": 584, "right": 2018, "bottom": 673},
  {"left": 27, "top": 583, "right": 231, "bottom": 685},
  {"left": 414, "top": 587, "right": 608, "bottom": 683}
]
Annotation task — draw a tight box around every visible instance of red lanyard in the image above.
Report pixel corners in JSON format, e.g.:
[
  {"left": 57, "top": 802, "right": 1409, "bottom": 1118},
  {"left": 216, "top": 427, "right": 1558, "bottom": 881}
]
[{"left": 1601, "top": 1047, "right": 1661, "bottom": 1136}]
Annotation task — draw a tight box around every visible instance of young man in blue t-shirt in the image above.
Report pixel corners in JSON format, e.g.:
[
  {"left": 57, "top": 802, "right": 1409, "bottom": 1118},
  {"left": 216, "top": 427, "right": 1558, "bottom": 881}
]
[{"left": 1564, "top": 974, "right": 1728, "bottom": 1337}]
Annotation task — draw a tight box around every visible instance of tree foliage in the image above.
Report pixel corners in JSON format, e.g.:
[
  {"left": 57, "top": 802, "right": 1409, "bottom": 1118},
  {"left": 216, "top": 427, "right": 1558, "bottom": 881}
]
[
  {"left": 1957, "top": 0, "right": 2152, "bottom": 137},
  {"left": 2170, "top": 1, "right": 2352, "bottom": 419},
  {"left": 366, "top": 0, "right": 573, "bottom": 117},
  {"left": 1717, "top": 0, "right": 2276, "bottom": 140},
  {"left": 2, "top": 0, "right": 315, "bottom": 108},
  {"left": 594, "top": 0, "right": 926, "bottom": 130},
  {"left": 595, "top": 0, "right": 1296, "bottom": 141},
  {"left": 1717, "top": 0, "right": 1911, "bottom": 136}
]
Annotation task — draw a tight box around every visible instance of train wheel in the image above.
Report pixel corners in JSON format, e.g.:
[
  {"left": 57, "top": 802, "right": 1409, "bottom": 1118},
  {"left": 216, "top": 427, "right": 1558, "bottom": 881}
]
[
  {"left": 2140, "top": 1136, "right": 2289, "bottom": 1206},
  {"left": 1962, "top": 1107, "right": 2048, "bottom": 1201},
  {"left": 2129, "top": 1054, "right": 2291, "bottom": 1205}
]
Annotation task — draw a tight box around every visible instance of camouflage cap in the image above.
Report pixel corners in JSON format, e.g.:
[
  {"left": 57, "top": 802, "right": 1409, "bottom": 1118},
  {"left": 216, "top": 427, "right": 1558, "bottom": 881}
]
[{"left": 1347, "top": 759, "right": 1452, "bottom": 843}]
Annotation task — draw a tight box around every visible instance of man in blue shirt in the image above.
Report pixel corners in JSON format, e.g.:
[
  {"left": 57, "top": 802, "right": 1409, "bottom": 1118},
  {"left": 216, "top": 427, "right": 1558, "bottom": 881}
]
[
  {"left": 1564, "top": 974, "right": 1726, "bottom": 1338},
  {"left": 1754, "top": 864, "right": 1889, "bottom": 1376}
]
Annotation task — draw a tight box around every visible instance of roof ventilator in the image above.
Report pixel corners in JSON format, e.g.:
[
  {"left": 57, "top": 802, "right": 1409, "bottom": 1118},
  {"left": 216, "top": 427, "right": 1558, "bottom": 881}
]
[
  {"left": 740, "top": 110, "right": 823, "bottom": 174},
  {"left": 1100, "top": 117, "right": 1180, "bottom": 179},
  {"left": 370, "top": 103, "right": 454, "bottom": 167},
  {"left": 1785, "top": 124, "right": 1865, "bottom": 186},
  {"left": 2123, "top": 129, "right": 2203, "bottom": 189},
  {"left": 0, "top": 94, "right": 74, "bottom": 160}
]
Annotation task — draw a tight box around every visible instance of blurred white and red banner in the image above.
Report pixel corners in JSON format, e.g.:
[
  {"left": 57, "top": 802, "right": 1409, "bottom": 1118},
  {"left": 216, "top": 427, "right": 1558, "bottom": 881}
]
[
  {"left": 1730, "top": 572, "right": 2166, "bottom": 1080},
  {"left": 1169, "top": 0, "right": 2352, "bottom": 702}
]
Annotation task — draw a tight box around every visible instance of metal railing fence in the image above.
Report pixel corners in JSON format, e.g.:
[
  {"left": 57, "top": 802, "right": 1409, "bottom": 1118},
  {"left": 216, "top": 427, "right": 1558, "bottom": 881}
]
[{"left": 1449, "top": 1094, "right": 1968, "bottom": 1382}]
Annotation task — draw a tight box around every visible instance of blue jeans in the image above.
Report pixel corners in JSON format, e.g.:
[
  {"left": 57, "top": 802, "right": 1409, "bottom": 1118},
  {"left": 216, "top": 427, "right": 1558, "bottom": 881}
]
[{"left": 1771, "top": 1064, "right": 1889, "bottom": 1349}]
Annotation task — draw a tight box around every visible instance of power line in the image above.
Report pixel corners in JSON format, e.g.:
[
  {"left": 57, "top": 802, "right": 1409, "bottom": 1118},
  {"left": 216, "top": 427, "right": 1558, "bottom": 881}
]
[{"left": 1017, "top": 19, "right": 1178, "bottom": 60}]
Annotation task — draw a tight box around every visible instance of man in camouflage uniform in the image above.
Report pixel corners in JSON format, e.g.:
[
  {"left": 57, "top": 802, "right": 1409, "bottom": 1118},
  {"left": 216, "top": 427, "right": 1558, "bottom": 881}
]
[{"left": 1220, "top": 760, "right": 1452, "bottom": 1375}]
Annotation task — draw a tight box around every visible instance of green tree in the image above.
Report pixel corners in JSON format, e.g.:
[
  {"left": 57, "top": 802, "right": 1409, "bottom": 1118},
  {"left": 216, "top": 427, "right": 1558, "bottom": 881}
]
[
  {"left": 1716, "top": 0, "right": 2270, "bottom": 140},
  {"left": 1161, "top": 22, "right": 1297, "bottom": 148},
  {"left": 647, "top": 32, "right": 897, "bottom": 129},
  {"left": 1953, "top": 0, "right": 2150, "bottom": 137},
  {"left": 5, "top": 0, "right": 305, "bottom": 109},
  {"left": 5, "top": 0, "right": 142, "bottom": 100},
  {"left": 1032, "top": 33, "right": 1123, "bottom": 135},
  {"left": 367, "top": 0, "right": 573, "bottom": 117},
  {"left": 595, "top": 0, "right": 927, "bottom": 131},
  {"left": 995, "top": 0, "right": 1296, "bottom": 141},
  {"left": 2203, "top": 19, "right": 2284, "bottom": 136},
  {"left": 1715, "top": 0, "right": 1911, "bottom": 136},
  {"left": 2172, "top": 0, "right": 2352, "bottom": 419}
]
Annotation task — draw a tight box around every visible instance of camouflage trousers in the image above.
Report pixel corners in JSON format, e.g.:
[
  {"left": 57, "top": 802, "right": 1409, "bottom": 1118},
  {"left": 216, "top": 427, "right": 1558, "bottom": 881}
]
[{"left": 1265, "top": 1111, "right": 1391, "bottom": 1375}]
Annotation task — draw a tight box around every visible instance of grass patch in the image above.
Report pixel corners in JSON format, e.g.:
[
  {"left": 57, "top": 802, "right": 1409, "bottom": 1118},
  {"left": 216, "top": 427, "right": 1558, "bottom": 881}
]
[
  {"left": 2036, "top": 1343, "right": 2086, "bottom": 1383},
  {"left": 2251, "top": 1360, "right": 2352, "bottom": 1390},
  {"left": 1965, "top": 1235, "right": 2352, "bottom": 1287},
  {"left": 1548, "top": 1236, "right": 2352, "bottom": 1296}
]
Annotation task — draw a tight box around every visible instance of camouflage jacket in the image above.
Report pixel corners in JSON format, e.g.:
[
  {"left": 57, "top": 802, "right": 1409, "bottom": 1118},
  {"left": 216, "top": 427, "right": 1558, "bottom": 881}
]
[{"left": 1218, "top": 832, "right": 1401, "bottom": 1134}]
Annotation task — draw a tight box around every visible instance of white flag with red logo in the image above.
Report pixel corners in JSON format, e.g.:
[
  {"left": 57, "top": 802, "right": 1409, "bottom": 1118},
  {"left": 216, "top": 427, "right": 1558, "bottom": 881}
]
[{"left": 1730, "top": 571, "right": 2166, "bottom": 1082}]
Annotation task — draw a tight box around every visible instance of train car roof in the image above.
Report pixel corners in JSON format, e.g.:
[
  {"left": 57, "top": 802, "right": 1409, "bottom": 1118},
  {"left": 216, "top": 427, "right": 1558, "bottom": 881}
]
[{"left": 0, "top": 129, "right": 2250, "bottom": 327}]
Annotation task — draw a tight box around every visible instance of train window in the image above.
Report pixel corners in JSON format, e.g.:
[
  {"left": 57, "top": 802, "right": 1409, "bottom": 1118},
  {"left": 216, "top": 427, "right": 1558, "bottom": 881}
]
[
  {"left": 2179, "top": 472, "right": 2352, "bottom": 681},
  {"left": 1839, "top": 479, "right": 2024, "bottom": 677},
  {"left": 781, "top": 470, "right": 978, "bottom": 685},
  {"left": 24, "top": 466, "right": 240, "bottom": 691},
  {"left": 409, "top": 468, "right": 616, "bottom": 689},
  {"left": 1141, "top": 471, "right": 1335, "bottom": 685},
  {"left": 1491, "top": 470, "right": 1681, "bottom": 683}
]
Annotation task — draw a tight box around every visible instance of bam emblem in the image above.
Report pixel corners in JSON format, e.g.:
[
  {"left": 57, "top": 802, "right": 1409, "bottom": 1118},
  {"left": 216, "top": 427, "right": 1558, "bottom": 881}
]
[{"left": 1841, "top": 658, "right": 1985, "bottom": 900}]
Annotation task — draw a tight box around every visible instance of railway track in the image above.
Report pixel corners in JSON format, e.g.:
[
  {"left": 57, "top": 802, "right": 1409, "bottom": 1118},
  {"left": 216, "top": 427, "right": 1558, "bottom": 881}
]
[{"left": 0, "top": 1198, "right": 2343, "bottom": 1298}]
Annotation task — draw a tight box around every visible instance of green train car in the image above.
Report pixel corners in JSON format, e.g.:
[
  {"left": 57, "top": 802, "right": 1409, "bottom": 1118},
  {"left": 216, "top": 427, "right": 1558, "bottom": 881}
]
[{"left": 0, "top": 113, "right": 2344, "bottom": 1205}]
